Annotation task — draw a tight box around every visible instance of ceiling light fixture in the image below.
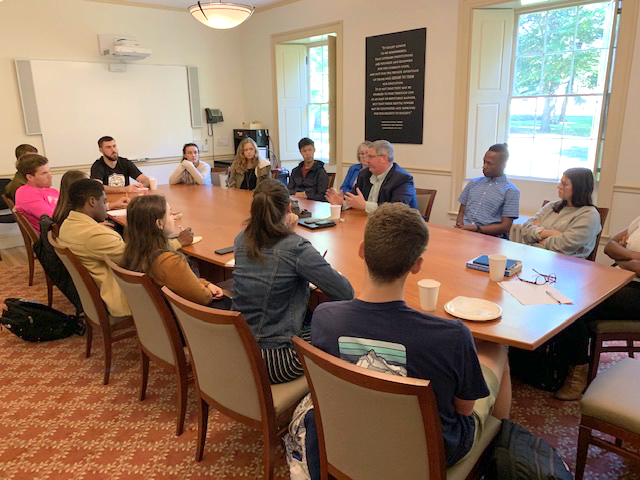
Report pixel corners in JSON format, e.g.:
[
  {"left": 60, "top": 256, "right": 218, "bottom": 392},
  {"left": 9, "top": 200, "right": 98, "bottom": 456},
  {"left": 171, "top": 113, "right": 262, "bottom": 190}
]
[{"left": 189, "top": 1, "right": 254, "bottom": 30}]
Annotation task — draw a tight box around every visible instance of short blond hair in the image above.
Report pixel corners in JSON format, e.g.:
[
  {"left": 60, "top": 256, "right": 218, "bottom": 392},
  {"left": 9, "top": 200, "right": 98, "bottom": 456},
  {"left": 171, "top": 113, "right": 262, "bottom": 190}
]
[{"left": 364, "top": 203, "right": 428, "bottom": 283}]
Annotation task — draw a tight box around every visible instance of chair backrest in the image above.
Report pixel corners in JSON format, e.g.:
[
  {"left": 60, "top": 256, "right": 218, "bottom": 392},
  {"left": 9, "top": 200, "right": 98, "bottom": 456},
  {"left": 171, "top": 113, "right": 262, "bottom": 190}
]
[
  {"left": 542, "top": 200, "right": 608, "bottom": 262},
  {"left": 415, "top": 188, "right": 437, "bottom": 222},
  {"left": 49, "top": 232, "right": 108, "bottom": 327},
  {"left": 162, "top": 286, "right": 275, "bottom": 425},
  {"left": 292, "top": 336, "right": 446, "bottom": 480},
  {"left": 11, "top": 207, "right": 39, "bottom": 258},
  {"left": 106, "top": 258, "right": 184, "bottom": 367},
  {"left": 327, "top": 172, "right": 336, "bottom": 189},
  {"left": 587, "top": 207, "right": 608, "bottom": 262}
]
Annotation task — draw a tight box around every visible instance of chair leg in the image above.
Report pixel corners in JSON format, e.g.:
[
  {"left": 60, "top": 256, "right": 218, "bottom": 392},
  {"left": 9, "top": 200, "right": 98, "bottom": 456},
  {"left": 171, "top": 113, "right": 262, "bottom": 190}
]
[
  {"left": 85, "top": 323, "right": 93, "bottom": 358},
  {"left": 103, "top": 331, "right": 113, "bottom": 385},
  {"left": 629, "top": 340, "right": 635, "bottom": 358},
  {"left": 28, "top": 253, "right": 35, "bottom": 286},
  {"left": 588, "top": 335, "right": 602, "bottom": 384},
  {"left": 262, "top": 426, "right": 276, "bottom": 480},
  {"left": 140, "top": 351, "right": 150, "bottom": 401},
  {"left": 575, "top": 424, "right": 592, "bottom": 480},
  {"left": 175, "top": 370, "right": 188, "bottom": 436},
  {"left": 196, "top": 397, "right": 209, "bottom": 461},
  {"left": 45, "top": 274, "right": 53, "bottom": 307}
]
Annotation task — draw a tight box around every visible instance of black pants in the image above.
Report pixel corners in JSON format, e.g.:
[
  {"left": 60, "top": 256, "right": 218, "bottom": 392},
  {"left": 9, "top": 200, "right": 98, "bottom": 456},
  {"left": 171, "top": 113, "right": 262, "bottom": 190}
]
[{"left": 560, "top": 282, "right": 640, "bottom": 366}]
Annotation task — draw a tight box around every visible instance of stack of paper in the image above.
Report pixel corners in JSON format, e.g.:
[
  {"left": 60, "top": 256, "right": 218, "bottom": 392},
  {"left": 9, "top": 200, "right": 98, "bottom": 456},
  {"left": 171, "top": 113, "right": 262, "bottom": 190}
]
[{"left": 499, "top": 281, "right": 573, "bottom": 306}]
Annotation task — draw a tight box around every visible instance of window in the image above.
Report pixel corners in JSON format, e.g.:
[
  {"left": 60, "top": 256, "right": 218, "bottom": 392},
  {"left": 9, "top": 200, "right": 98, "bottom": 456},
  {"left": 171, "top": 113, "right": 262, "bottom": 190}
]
[
  {"left": 506, "top": 2, "right": 616, "bottom": 179},
  {"left": 308, "top": 44, "right": 330, "bottom": 160}
]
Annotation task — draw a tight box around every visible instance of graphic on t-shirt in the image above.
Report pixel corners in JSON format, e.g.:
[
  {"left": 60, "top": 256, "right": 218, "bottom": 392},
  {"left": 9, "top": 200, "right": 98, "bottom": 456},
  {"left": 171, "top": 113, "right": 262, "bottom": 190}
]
[
  {"left": 338, "top": 336, "right": 407, "bottom": 377},
  {"left": 108, "top": 173, "right": 126, "bottom": 187}
]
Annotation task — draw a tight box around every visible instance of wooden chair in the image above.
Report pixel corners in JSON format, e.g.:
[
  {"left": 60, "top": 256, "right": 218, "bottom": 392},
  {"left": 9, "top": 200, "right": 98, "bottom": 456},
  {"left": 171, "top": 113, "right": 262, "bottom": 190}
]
[
  {"left": 162, "top": 286, "right": 308, "bottom": 477},
  {"left": 292, "top": 336, "right": 501, "bottom": 480},
  {"left": 541, "top": 200, "right": 608, "bottom": 262},
  {"left": 576, "top": 358, "right": 640, "bottom": 480},
  {"left": 415, "top": 188, "right": 437, "bottom": 222},
  {"left": 106, "top": 258, "right": 191, "bottom": 435},
  {"left": 49, "top": 233, "right": 135, "bottom": 384},
  {"left": 4, "top": 194, "right": 54, "bottom": 306},
  {"left": 587, "top": 319, "right": 640, "bottom": 383},
  {"left": 327, "top": 172, "right": 336, "bottom": 189}
]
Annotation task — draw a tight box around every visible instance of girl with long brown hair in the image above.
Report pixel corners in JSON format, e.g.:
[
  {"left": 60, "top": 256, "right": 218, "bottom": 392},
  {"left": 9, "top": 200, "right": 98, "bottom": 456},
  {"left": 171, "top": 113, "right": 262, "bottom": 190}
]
[
  {"left": 227, "top": 137, "right": 271, "bottom": 190},
  {"left": 121, "top": 195, "right": 229, "bottom": 308},
  {"left": 232, "top": 179, "right": 353, "bottom": 383}
]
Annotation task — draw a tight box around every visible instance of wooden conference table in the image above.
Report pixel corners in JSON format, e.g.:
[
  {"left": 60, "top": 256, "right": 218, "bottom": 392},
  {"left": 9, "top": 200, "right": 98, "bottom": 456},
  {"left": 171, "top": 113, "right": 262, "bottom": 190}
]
[{"left": 109, "top": 184, "right": 634, "bottom": 351}]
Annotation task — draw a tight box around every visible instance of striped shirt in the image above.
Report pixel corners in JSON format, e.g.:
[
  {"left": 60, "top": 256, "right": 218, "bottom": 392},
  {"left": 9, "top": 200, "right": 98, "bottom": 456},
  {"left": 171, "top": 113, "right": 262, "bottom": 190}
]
[{"left": 458, "top": 175, "right": 519, "bottom": 227}]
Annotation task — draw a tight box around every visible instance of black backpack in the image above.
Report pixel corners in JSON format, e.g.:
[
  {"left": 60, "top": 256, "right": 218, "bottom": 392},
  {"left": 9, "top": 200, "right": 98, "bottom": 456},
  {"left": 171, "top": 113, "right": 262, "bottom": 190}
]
[
  {"left": 509, "top": 337, "right": 569, "bottom": 391},
  {"left": 0, "top": 298, "right": 85, "bottom": 342},
  {"left": 486, "top": 420, "right": 573, "bottom": 480}
]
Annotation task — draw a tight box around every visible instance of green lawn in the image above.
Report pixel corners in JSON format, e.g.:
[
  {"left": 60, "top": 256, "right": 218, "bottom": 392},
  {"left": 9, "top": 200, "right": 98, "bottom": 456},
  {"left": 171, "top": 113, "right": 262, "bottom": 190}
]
[{"left": 509, "top": 115, "right": 594, "bottom": 137}]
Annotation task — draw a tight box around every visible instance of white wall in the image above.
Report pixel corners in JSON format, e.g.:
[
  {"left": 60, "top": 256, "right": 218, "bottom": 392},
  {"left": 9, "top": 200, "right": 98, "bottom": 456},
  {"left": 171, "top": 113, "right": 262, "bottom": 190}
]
[{"left": 0, "top": 0, "right": 244, "bottom": 175}]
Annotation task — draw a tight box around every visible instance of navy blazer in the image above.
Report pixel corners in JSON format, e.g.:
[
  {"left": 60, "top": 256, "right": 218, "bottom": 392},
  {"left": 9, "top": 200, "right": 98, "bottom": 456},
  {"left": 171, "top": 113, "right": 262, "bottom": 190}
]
[{"left": 351, "top": 163, "right": 418, "bottom": 210}]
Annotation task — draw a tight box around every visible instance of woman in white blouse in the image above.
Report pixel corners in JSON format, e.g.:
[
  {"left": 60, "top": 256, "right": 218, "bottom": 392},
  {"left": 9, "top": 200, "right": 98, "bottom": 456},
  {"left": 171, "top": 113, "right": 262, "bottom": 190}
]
[
  {"left": 520, "top": 167, "right": 601, "bottom": 258},
  {"left": 169, "top": 143, "right": 212, "bottom": 186}
]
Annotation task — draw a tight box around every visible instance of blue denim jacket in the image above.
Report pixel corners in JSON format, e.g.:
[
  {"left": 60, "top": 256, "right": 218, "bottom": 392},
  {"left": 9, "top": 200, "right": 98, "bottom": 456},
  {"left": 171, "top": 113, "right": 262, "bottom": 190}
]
[{"left": 232, "top": 231, "right": 354, "bottom": 349}]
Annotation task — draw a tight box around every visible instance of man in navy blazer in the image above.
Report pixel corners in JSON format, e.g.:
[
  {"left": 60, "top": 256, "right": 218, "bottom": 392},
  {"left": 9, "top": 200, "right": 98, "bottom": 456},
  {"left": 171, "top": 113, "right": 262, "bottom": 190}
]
[{"left": 326, "top": 140, "right": 418, "bottom": 212}]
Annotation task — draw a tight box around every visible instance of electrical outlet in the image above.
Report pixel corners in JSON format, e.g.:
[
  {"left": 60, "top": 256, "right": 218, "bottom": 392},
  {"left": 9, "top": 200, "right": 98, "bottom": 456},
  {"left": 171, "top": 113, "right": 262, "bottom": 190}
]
[
  {"left": 201, "top": 139, "right": 209, "bottom": 152},
  {"left": 216, "top": 136, "right": 229, "bottom": 147}
]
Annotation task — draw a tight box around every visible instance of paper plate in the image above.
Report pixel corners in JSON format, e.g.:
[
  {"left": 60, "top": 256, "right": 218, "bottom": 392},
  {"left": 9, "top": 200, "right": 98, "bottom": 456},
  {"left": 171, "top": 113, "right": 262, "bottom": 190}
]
[
  {"left": 444, "top": 296, "right": 502, "bottom": 321},
  {"left": 191, "top": 236, "right": 203, "bottom": 245}
]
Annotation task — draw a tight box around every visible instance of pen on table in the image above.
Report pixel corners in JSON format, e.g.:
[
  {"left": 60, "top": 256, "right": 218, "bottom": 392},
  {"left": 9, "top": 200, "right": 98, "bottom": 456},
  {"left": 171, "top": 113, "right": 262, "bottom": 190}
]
[
  {"left": 546, "top": 290, "right": 561, "bottom": 304},
  {"left": 179, "top": 225, "right": 184, "bottom": 232},
  {"left": 322, "top": 250, "right": 327, "bottom": 258}
]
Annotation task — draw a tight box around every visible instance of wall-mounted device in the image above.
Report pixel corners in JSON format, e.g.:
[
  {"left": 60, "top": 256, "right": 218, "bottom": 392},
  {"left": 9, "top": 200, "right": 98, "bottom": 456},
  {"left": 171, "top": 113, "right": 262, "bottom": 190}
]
[
  {"left": 205, "top": 108, "right": 224, "bottom": 124},
  {"left": 205, "top": 108, "right": 223, "bottom": 136},
  {"left": 98, "top": 34, "right": 152, "bottom": 62}
]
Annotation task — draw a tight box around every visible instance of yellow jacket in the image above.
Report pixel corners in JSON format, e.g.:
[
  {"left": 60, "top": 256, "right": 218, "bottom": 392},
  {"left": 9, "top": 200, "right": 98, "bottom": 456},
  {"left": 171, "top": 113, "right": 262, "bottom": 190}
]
[{"left": 58, "top": 210, "right": 131, "bottom": 318}]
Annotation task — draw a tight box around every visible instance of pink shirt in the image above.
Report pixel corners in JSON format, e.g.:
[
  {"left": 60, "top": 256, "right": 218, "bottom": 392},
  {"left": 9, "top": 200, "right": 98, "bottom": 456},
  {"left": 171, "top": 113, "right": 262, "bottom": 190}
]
[{"left": 14, "top": 184, "right": 59, "bottom": 233}]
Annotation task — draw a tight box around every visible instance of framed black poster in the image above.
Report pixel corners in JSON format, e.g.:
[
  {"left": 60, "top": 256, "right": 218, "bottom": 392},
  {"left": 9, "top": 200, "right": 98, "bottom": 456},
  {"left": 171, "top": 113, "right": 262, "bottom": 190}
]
[{"left": 365, "top": 28, "right": 426, "bottom": 144}]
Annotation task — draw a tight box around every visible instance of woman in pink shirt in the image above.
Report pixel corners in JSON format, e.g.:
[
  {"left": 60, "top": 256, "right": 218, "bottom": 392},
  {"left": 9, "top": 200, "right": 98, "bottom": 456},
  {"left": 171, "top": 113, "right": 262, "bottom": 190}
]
[{"left": 14, "top": 154, "right": 59, "bottom": 233}]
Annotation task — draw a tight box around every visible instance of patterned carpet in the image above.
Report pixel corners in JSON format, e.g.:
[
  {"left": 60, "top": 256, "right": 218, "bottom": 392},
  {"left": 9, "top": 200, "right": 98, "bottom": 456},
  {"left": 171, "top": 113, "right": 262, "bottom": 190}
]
[{"left": 0, "top": 265, "right": 638, "bottom": 479}]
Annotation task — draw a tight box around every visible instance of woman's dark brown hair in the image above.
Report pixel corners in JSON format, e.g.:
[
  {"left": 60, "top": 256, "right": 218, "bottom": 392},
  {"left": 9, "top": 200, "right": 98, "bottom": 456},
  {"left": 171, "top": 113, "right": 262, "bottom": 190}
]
[
  {"left": 243, "top": 178, "right": 292, "bottom": 259},
  {"left": 553, "top": 167, "right": 595, "bottom": 213},
  {"left": 52, "top": 170, "right": 88, "bottom": 225},
  {"left": 121, "top": 195, "right": 173, "bottom": 275}
]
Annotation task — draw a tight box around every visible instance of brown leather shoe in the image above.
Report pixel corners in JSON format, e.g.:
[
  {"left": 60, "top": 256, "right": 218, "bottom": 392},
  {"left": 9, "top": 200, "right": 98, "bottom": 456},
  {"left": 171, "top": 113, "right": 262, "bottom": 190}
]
[{"left": 554, "top": 363, "right": 589, "bottom": 401}]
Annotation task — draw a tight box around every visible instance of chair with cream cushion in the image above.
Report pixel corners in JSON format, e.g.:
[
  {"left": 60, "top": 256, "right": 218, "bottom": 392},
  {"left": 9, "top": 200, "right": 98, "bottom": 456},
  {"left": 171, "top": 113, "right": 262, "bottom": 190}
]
[
  {"left": 576, "top": 357, "right": 640, "bottom": 480},
  {"left": 162, "top": 286, "right": 308, "bottom": 478},
  {"left": 105, "top": 257, "right": 191, "bottom": 436},
  {"left": 587, "top": 319, "right": 640, "bottom": 383},
  {"left": 292, "top": 336, "right": 501, "bottom": 480},
  {"left": 49, "top": 232, "right": 134, "bottom": 385}
]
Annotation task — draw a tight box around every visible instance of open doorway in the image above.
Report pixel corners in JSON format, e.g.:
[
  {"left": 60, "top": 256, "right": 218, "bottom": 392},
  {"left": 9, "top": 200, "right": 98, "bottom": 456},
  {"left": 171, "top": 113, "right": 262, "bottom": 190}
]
[{"left": 272, "top": 23, "right": 342, "bottom": 171}]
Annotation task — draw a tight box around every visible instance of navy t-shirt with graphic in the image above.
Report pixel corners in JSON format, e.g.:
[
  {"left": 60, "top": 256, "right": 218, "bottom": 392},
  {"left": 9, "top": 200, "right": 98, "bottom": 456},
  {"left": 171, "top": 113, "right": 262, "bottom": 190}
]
[
  {"left": 311, "top": 299, "right": 490, "bottom": 466},
  {"left": 90, "top": 157, "right": 142, "bottom": 188}
]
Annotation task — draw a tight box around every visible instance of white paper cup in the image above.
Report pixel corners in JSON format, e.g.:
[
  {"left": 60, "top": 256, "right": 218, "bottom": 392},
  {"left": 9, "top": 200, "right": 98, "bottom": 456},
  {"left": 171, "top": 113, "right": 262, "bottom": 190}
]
[
  {"left": 149, "top": 177, "right": 157, "bottom": 190},
  {"left": 488, "top": 254, "right": 507, "bottom": 282},
  {"left": 218, "top": 174, "right": 228, "bottom": 189},
  {"left": 418, "top": 279, "right": 440, "bottom": 311},
  {"left": 330, "top": 204, "right": 342, "bottom": 220}
]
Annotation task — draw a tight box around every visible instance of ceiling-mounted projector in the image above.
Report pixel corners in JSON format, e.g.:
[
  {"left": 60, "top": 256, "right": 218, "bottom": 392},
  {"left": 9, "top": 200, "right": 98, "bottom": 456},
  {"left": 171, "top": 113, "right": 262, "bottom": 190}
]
[{"left": 98, "top": 34, "right": 152, "bottom": 62}]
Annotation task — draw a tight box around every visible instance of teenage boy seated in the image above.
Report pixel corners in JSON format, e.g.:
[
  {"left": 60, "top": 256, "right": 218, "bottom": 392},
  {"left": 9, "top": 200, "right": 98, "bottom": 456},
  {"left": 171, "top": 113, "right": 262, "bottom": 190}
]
[
  {"left": 288, "top": 138, "right": 329, "bottom": 201},
  {"left": 455, "top": 143, "right": 519, "bottom": 238},
  {"left": 5, "top": 144, "right": 38, "bottom": 200},
  {"left": 311, "top": 203, "right": 511, "bottom": 467},
  {"left": 58, "top": 179, "right": 193, "bottom": 318},
  {"left": 325, "top": 139, "right": 417, "bottom": 212},
  {"left": 14, "top": 153, "right": 58, "bottom": 233},
  {"left": 90, "top": 136, "right": 150, "bottom": 194}
]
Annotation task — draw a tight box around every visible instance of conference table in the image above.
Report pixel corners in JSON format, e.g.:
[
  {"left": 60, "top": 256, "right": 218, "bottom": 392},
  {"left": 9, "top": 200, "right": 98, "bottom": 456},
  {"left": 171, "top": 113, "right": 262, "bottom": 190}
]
[{"left": 109, "top": 184, "right": 634, "bottom": 351}]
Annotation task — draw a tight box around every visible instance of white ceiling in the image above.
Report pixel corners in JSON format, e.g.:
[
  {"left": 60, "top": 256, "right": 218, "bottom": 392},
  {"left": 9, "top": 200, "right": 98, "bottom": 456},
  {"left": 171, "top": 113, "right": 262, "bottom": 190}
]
[{"left": 101, "top": 0, "right": 284, "bottom": 9}]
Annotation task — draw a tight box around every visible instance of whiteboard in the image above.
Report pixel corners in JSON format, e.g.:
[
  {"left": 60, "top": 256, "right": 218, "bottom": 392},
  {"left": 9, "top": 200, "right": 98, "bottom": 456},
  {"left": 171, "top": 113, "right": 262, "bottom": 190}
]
[{"left": 29, "top": 61, "right": 193, "bottom": 167}]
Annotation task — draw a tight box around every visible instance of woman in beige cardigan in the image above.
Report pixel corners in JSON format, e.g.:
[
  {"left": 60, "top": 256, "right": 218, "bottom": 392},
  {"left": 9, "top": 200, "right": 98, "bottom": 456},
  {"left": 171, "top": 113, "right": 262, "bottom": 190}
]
[{"left": 227, "top": 137, "right": 271, "bottom": 190}]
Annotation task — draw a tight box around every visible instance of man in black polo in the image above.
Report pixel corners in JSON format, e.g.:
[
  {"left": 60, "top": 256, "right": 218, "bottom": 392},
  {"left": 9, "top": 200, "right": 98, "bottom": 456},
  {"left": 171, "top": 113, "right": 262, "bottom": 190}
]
[{"left": 90, "top": 136, "right": 150, "bottom": 193}]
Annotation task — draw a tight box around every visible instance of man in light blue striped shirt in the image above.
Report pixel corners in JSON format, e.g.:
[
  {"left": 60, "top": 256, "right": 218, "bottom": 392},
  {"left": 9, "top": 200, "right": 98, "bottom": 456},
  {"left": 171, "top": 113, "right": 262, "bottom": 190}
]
[{"left": 455, "top": 144, "right": 519, "bottom": 239}]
